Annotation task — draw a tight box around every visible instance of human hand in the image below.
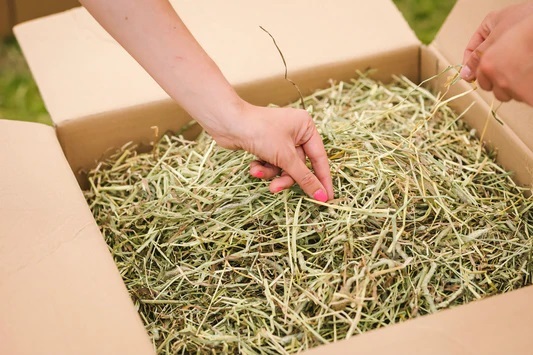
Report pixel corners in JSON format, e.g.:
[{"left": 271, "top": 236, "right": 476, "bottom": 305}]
[
  {"left": 79, "top": 0, "right": 333, "bottom": 201},
  {"left": 460, "top": 2, "right": 533, "bottom": 105},
  {"left": 209, "top": 101, "right": 334, "bottom": 202}
]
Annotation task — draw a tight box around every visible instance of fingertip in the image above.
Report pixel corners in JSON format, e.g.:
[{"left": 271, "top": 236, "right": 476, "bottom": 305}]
[
  {"left": 252, "top": 170, "right": 265, "bottom": 178},
  {"left": 249, "top": 163, "right": 265, "bottom": 178},
  {"left": 269, "top": 174, "right": 296, "bottom": 194},
  {"left": 269, "top": 184, "right": 284, "bottom": 194},
  {"left": 327, "top": 186, "right": 335, "bottom": 200},
  {"left": 250, "top": 160, "right": 281, "bottom": 180},
  {"left": 313, "top": 189, "right": 328, "bottom": 203},
  {"left": 460, "top": 65, "right": 473, "bottom": 81}
]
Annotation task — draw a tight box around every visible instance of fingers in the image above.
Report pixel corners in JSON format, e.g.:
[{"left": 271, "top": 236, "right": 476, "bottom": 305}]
[
  {"left": 478, "top": 65, "right": 512, "bottom": 102},
  {"left": 281, "top": 150, "right": 329, "bottom": 202},
  {"left": 268, "top": 147, "right": 304, "bottom": 193},
  {"left": 301, "top": 128, "right": 335, "bottom": 200},
  {"left": 462, "top": 31, "right": 486, "bottom": 67},
  {"left": 461, "top": 14, "right": 494, "bottom": 81},
  {"left": 476, "top": 68, "right": 493, "bottom": 92},
  {"left": 461, "top": 43, "right": 490, "bottom": 82},
  {"left": 492, "top": 86, "right": 512, "bottom": 102},
  {"left": 245, "top": 106, "right": 334, "bottom": 202},
  {"left": 269, "top": 172, "right": 296, "bottom": 193},
  {"left": 248, "top": 148, "right": 300, "bottom": 194},
  {"left": 250, "top": 160, "right": 280, "bottom": 179}
]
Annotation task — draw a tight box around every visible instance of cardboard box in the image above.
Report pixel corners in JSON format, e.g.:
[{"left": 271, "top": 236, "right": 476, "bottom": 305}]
[
  {"left": 4, "top": 0, "right": 532, "bottom": 353},
  {"left": 0, "top": 119, "right": 155, "bottom": 354},
  {"left": 0, "top": 0, "right": 80, "bottom": 37}
]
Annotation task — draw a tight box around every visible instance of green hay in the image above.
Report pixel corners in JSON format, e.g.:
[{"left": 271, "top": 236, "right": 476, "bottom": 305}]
[{"left": 85, "top": 73, "right": 532, "bottom": 354}]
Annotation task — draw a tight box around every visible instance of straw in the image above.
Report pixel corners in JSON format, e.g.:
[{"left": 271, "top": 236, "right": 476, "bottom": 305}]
[{"left": 85, "top": 72, "right": 533, "bottom": 354}]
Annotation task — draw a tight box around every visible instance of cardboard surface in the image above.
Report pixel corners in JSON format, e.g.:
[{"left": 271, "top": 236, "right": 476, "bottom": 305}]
[
  {"left": 421, "top": 46, "right": 533, "bottom": 189},
  {"left": 15, "top": 0, "right": 418, "bottom": 124},
  {"left": 0, "top": 119, "right": 154, "bottom": 355},
  {"left": 9, "top": 0, "right": 533, "bottom": 353},
  {"left": 14, "top": 0, "right": 420, "bottom": 184},
  {"left": 434, "top": 0, "right": 533, "bottom": 152},
  {"left": 305, "top": 285, "right": 533, "bottom": 355}
]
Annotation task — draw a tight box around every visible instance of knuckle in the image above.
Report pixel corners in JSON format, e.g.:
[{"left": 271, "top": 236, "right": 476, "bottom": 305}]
[
  {"left": 486, "top": 10, "right": 497, "bottom": 20},
  {"left": 495, "top": 91, "right": 511, "bottom": 102},
  {"left": 297, "top": 110, "right": 313, "bottom": 126},
  {"left": 478, "top": 59, "right": 494, "bottom": 76},
  {"left": 277, "top": 151, "right": 296, "bottom": 171},
  {"left": 299, "top": 170, "right": 317, "bottom": 188},
  {"left": 494, "top": 75, "right": 510, "bottom": 91}
]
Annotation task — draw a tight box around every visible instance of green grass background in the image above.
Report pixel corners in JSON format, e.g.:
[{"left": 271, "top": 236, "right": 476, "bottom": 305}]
[{"left": 0, "top": 0, "right": 456, "bottom": 125}]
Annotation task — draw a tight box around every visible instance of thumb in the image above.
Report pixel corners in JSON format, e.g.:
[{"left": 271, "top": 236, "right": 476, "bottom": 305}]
[{"left": 281, "top": 150, "right": 328, "bottom": 202}]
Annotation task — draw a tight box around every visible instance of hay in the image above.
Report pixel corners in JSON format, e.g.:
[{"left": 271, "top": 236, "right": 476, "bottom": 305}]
[{"left": 85, "top": 73, "right": 533, "bottom": 354}]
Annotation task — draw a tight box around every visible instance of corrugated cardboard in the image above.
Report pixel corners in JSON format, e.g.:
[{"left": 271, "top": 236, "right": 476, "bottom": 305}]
[
  {"left": 305, "top": 284, "right": 533, "bottom": 354},
  {"left": 0, "top": 0, "right": 80, "bottom": 37},
  {"left": 9, "top": 0, "right": 533, "bottom": 353},
  {"left": 0, "top": 119, "right": 155, "bottom": 355},
  {"left": 14, "top": 0, "right": 420, "bottom": 187}
]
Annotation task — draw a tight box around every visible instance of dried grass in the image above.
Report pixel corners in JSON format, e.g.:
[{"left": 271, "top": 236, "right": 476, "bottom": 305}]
[{"left": 85, "top": 72, "right": 532, "bottom": 354}]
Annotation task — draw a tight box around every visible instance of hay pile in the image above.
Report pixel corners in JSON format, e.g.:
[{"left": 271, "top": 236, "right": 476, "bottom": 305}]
[{"left": 85, "top": 73, "right": 532, "bottom": 354}]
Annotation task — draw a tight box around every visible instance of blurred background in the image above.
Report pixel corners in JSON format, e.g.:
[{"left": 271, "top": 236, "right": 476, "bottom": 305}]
[{"left": 0, "top": 0, "right": 456, "bottom": 126}]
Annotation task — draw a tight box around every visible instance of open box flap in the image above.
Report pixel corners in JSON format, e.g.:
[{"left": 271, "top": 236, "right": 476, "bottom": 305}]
[
  {"left": 305, "top": 285, "right": 533, "bottom": 354},
  {"left": 14, "top": 0, "right": 419, "bottom": 125},
  {"left": 0, "top": 119, "right": 154, "bottom": 355},
  {"left": 432, "top": 0, "right": 533, "bottom": 152}
]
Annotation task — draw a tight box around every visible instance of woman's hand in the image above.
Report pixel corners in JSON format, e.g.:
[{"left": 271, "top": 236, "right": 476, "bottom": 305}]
[
  {"left": 80, "top": 0, "right": 334, "bottom": 201},
  {"left": 209, "top": 101, "right": 334, "bottom": 202},
  {"left": 461, "top": 2, "right": 533, "bottom": 105}
]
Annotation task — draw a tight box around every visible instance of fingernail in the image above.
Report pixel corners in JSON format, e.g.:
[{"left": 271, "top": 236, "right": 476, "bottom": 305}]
[
  {"left": 253, "top": 171, "right": 264, "bottom": 178},
  {"left": 313, "top": 189, "right": 328, "bottom": 202},
  {"left": 460, "top": 65, "right": 472, "bottom": 80},
  {"left": 274, "top": 187, "right": 284, "bottom": 193}
]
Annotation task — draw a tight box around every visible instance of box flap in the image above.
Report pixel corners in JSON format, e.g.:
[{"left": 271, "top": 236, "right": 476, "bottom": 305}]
[
  {"left": 14, "top": 0, "right": 418, "bottom": 125},
  {"left": 305, "top": 285, "right": 533, "bottom": 355},
  {"left": 432, "top": 0, "right": 533, "bottom": 153},
  {"left": 0, "top": 119, "right": 154, "bottom": 355}
]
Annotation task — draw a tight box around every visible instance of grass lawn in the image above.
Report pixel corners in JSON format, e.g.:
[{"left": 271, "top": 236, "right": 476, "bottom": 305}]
[{"left": 0, "top": 0, "right": 456, "bottom": 125}]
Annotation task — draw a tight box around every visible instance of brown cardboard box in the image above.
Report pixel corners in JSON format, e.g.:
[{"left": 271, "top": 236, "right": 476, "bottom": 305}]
[
  {"left": 0, "top": 0, "right": 80, "bottom": 37},
  {"left": 5, "top": 0, "right": 533, "bottom": 353},
  {"left": 0, "top": 119, "right": 154, "bottom": 354}
]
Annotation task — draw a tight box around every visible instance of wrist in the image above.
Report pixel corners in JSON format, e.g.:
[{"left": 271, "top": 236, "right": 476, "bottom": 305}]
[{"left": 195, "top": 94, "right": 251, "bottom": 150}]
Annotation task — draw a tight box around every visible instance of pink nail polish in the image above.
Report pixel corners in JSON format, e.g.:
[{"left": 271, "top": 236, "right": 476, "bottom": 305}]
[
  {"left": 274, "top": 187, "right": 284, "bottom": 193},
  {"left": 313, "top": 189, "right": 328, "bottom": 202},
  {"left": 253, "top": 171, "right": 264, "bottom": 178},
  {"left": 460, "top": 66, "right": 472, "bottom": 80}
]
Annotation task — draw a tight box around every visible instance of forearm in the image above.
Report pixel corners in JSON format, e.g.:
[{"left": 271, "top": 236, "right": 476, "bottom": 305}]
[
  {"left": 79, "top": 0, "right": 243, "bottom": 133},
  {"left": 79, "top": 0, "right": 334, "bottom": 200}
]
